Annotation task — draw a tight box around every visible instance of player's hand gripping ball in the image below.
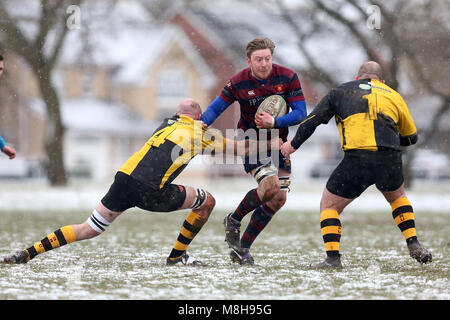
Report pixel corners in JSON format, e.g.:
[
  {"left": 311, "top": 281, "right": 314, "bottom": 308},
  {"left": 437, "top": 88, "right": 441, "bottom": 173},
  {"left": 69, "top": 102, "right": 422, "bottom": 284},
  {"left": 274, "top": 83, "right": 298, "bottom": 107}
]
[{"left": 257, "top": 95, "right": 287, "bottom": 118}]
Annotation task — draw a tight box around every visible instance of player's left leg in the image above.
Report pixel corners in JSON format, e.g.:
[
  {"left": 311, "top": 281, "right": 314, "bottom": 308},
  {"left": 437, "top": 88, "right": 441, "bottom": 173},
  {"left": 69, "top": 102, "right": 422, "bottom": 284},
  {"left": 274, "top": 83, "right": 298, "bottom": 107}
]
[
  {"left": 376, "top": 151, "right": 432, "bottom": 264},
  {"left": 310, "top": 152, "right": 368, "bottom": 269},
  {"left": 240, "top": 171, "right": 289, "bottom": 252},
  {"left": 2, "top": 202, "right": 122, "bottom": 264},
  {"left": 238, "top": 152, "right": 291, "bottom": 254},
  {"left": 166, "top": 186, "right": 215, "bottom": 266},
  {"left": 311, "top": 188, "right": 354, "bottom": 269},
  {"left": 1, "top": 172, "right": 133, "bottom": 264},
  {"left": 381, "top": 185, "right": 432, "bottom": 264}
]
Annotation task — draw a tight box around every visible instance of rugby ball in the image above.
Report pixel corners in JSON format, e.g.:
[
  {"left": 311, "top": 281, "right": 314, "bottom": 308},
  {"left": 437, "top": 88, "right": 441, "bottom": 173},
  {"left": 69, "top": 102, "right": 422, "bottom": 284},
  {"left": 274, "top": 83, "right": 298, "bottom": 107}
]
[{"left": 257, "top": 95, "right": 287, "bottom": 118}]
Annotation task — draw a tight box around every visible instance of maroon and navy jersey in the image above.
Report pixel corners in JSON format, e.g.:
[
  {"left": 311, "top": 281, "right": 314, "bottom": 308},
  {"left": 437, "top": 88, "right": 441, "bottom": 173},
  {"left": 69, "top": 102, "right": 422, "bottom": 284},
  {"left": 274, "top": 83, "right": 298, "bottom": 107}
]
[{"left": 219, "top": 64, "right": 304, "bottom": 140}]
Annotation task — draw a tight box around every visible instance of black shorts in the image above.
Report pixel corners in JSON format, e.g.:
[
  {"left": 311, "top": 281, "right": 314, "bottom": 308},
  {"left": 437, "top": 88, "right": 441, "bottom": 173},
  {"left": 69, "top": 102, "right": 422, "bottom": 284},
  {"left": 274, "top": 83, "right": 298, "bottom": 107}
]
[
  {"left": 101, "top": 172, "right": 187, "bottom": 212},
  {"left": 243, "top": 150, "right": 292, "bottom": 174},
  {"left": 326, "top": 149, "right": 404, "bottom": 199}
]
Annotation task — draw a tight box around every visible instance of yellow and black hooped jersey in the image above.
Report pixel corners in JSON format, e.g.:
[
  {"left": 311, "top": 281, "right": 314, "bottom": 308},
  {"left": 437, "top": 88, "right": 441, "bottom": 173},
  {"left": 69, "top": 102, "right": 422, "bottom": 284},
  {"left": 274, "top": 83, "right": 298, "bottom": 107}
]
[
  {"left": 291, "top": 78, "right": 418, "bottom": 151},
  {"left": 119, "top": 115, "right": 226, "bottom": 189}
]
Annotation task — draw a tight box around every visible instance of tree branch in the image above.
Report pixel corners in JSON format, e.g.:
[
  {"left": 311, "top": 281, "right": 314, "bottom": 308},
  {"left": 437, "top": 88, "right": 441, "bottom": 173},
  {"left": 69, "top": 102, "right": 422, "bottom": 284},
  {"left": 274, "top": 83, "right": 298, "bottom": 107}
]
[
  {"left": 314, "top": 0, "right": 380, "bottom": 63},
  {"left": 48, "top": 0, "right": 83, "bottom": 67},
  {"left": 274, "top": 0, "right": 339, "bottom": 88}
]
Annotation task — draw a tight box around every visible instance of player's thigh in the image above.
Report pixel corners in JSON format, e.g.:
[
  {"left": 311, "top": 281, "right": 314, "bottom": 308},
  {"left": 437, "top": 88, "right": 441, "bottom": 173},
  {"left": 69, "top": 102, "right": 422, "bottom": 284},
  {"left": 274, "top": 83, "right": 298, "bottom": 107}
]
[
  {"left": 135, "top": 184, "right": 187, "bottom": 212},
  {"left": 100, "top": 172, "right": 135, "bottom": 213},
  {"left": 375, "top": 151, "right": 404, "bottom": 195},
  {"left": 325, "top": 153, "right": 372, "bottom": 199},
  {"left": 320, "top": 187, "right": 354, "bottom": 213}
]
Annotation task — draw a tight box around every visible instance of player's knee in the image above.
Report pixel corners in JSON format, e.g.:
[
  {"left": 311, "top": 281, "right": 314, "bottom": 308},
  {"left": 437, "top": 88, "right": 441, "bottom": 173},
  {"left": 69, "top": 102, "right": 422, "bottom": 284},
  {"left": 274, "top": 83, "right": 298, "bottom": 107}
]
[
  {"left": 275, "top": 191, "right": 287, "bottom": 207},
  {"left": 267, "top": 191, "right": 287, "bottom": 211},
  {"left": 203, "top": 192, "right": 216, "bottom": 212},
  {"left": 193, "top": 190, "right": 215, "bottom": 219},
  {"left": 85, "top": 209, "right": 111, "bottom": 238},
  {"left": 261, "top": 180, "right": 281, "bottom": 202}
]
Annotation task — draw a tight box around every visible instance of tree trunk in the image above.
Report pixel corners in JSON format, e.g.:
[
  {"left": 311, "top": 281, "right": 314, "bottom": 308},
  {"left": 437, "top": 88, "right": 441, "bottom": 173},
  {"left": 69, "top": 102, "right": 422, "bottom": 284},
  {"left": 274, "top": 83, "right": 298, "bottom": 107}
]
[{"left": 36, "top": 68, "right": 67, "bottom": 186}]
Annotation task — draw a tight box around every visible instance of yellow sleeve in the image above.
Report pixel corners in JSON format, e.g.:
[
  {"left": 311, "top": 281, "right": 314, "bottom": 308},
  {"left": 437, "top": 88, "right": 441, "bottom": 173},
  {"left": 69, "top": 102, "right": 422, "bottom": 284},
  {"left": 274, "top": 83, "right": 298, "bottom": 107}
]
[
  {"left": 397, "top": 96, "right": 417, "bottom": 136},
  {"left": 201, "top": 128, "right": 226, "bottom": 154}
]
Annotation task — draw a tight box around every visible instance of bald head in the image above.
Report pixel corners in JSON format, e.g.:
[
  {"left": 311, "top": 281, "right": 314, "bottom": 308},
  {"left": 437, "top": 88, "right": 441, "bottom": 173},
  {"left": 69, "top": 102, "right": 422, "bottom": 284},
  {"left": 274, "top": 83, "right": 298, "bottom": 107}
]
[
  {"left": 176, "top": 98, "right": 202, "bottom": 120},
  {"left": 357, "top": 61, "right": 383, "bottom": 81}
]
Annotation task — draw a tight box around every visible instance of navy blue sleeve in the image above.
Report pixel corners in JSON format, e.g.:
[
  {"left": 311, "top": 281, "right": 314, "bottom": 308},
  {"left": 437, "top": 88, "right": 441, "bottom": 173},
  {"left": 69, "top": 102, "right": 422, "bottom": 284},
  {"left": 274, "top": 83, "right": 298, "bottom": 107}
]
[
  {"left": 200, "top": 96, "right": 231, "bottom": 126},
  {"left": 274, "top": 100, "right": 307, "bottom": 128}
]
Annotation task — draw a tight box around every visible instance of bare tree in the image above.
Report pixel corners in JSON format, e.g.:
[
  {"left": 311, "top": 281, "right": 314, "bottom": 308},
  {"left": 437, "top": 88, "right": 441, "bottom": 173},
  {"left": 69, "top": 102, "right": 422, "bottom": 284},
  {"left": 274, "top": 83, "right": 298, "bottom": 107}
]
[{"left": 0, "top": 0, "right": 82, "bottom": 185}]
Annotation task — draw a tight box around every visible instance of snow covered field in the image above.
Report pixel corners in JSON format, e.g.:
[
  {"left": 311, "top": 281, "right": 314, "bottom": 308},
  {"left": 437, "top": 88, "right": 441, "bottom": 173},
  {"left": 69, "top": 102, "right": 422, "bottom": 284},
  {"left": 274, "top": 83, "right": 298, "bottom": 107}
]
[
  {"left": 0, "top": 176, "right": 449, "bottom": 213},
  {"left": 0, "top": 177, "right": 448, "bottom": 301}
]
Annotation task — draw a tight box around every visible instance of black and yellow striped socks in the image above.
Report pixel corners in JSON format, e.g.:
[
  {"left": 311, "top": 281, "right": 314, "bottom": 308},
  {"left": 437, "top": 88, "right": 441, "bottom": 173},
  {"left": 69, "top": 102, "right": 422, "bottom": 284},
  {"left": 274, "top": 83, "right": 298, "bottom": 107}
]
[
  {"left": 168, "top": 211, "right": 207, "bottom": 262},
  {"left": 24, "top": 225, "right": 76, "bottom": 262},
  {"left": 320, "top": 209, "right": 342, "bottom": 258},
  {"left": 391, "top": 197, "right": 417, "bottom": 244}
]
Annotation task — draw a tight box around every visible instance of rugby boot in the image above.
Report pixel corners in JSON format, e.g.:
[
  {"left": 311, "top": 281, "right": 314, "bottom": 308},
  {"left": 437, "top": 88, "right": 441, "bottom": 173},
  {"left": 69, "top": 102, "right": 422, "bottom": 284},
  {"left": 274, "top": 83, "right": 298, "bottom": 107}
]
[
  {"left": 1, "top": 250, "right": 29, "bottom": 264},
  {"left": 166, "top": 253, "right": 207, "bottom": 266},
  {"left": 310, "top": 254, "right": 342, "bottom": 269},
  {"left": 229, "top": 247, "right": 254, "bottom": 265},
  {"left": 223, "top": 213, "right": 241, "bottom": 250},
  {"left": 408, "top": 241, "right": 432, "bottom": 264}
]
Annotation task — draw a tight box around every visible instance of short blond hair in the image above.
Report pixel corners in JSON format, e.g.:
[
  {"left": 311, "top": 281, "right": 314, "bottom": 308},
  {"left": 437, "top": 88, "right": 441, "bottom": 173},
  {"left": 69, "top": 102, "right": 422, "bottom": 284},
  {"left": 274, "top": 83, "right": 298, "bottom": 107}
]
[{"left": 246, "top": 38, "right": 275, "bottom": 58}]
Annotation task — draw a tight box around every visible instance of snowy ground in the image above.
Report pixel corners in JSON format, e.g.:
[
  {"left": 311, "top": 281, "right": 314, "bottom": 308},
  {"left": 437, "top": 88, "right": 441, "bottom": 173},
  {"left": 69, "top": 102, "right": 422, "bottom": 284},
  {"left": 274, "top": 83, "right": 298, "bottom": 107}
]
[
  {"left": 0, "top": 177, "right": 448, "bottom": 301},
  {"left": 0, "top": 206, "right": 448, "bottom": 301},
  {"left": 0, "top": 176, "right": 449, "bottom": 214}
]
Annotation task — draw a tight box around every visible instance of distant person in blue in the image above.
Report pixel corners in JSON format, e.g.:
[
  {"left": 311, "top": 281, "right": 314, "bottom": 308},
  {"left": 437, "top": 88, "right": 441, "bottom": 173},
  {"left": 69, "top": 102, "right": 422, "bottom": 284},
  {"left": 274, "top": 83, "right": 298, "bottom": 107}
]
[
  {"left": 201, "top": 38, "right": 307, "bottom": 265},
  {"left": 0, "top": 54, "right": 17, "bottom": 160}
]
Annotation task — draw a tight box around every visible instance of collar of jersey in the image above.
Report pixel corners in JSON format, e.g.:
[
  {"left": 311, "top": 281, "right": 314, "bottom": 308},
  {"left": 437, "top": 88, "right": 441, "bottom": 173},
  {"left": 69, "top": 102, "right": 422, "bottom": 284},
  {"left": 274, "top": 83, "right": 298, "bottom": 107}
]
[{"left": 178, "top": 115, "right": 196, "bottom": 122}]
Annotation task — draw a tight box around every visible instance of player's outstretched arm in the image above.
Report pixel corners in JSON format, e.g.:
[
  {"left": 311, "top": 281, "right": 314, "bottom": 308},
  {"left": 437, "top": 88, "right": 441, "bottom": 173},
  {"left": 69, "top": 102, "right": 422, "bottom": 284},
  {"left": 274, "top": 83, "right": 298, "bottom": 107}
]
[
  {"left": 2, "top": 145, "right": 17, "bottom": 159},
  {"left": 200, "top": 97, "right": 231, "bottom": 127},
  {"left": 0, "top": 136, "right": 16, "bottom": 159}
]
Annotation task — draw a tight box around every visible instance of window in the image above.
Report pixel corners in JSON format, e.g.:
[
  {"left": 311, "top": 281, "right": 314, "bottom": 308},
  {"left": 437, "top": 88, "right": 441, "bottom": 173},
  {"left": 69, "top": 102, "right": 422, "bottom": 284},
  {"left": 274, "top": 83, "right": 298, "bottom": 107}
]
[
  {"left": 83, "top": 69, "right": 94, "bottom": 97},
  {"left": 157, "top": 68, "right": 186, "bottom": 101}
]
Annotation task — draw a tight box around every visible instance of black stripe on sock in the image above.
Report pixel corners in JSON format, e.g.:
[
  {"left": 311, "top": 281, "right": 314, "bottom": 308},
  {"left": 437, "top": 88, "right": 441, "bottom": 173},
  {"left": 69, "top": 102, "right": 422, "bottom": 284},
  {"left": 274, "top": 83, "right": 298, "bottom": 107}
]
[
  {"left": 327, "top": 250, "right": 340, "bottom": 258},
  {"left": 398, "top": 219, "right": 416, "bottom": 231},
  {"left": 169, "top": 249, "right": 184, "bottom": 259},
  {"left": 183, "top": 220, "right": 200, "bottom": 234},
  {"left": 392, "top": 205, "right": 413, "bottom": 219},
  {"left": 323, "top": 233, "right": 341, "bottom": 243},
  {"left": 320, "top": 218, "right": 341, "bottom": 228},
  {"left": 27, "top": 246, "right": 38, "bottom": 259},
  {"left": 54, "top": 229, "right": 67, "bottom": 246},
  {"left": 177, "top": 234, "right": 192, "bottom": 245},
  {"left": 41, "top": 237, "right": 53, "bottom": 251}
]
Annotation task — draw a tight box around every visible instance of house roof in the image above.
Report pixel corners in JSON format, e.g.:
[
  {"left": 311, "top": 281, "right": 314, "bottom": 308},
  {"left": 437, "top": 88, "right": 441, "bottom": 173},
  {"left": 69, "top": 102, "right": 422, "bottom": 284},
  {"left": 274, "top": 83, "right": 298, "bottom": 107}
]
[
  {"left": 111, "top": 25, "right": 218, "bottom": 88},
  {"left": 58, "top": 2, "right": 218, "bottom": 89},
  {"left": 28, "top": 98, "right": 159, "bottom": 136}
]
